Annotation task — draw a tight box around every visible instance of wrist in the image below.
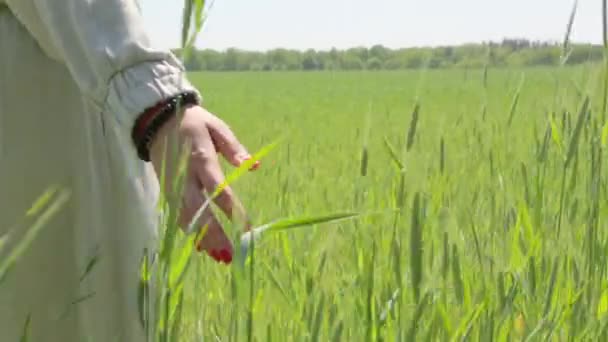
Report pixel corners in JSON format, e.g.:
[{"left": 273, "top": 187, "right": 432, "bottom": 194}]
[{"left": 131, "top": 91, "right": 199, "bottom": 162}]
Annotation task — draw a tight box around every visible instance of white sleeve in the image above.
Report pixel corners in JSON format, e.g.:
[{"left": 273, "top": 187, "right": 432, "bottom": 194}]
[{"left": 22, "top": 0, "right": 201, "bottom": 139}]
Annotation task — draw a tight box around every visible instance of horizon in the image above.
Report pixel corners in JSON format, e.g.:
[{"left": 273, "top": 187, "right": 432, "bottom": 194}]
[
  {"left": 141, "top": 0, "right": 603, "bottom": 52},
  {"left": 172, "top": 38, "right": 602, "bottom": 53}
]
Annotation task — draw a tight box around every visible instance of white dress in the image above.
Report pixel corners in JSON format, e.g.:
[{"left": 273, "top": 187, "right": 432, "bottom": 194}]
[{"left": 0, "top": 1, "right": 199, "bottom": 341}]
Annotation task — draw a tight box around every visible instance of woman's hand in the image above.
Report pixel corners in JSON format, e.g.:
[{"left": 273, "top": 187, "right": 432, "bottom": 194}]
[{"left": 148, "top": 104, "right": 258, "bottom": 264}]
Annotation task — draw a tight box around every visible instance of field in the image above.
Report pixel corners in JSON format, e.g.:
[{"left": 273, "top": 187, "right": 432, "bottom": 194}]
[{"left": 159, "top": 65, "right": 608, "bottom": 340}]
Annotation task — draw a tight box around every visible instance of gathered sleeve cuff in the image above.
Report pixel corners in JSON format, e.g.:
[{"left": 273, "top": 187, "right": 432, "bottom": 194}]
[
  {"left": 23, "top": 0, "right": 201, "bottom": 151},
  {"left": 106, "top": 58, "right": 201, "bottom": 131}
]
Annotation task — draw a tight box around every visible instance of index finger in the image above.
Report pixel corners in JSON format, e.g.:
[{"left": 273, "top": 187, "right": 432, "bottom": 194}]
[{"left": 207, "top": 115, "right": 261, "bottom": 171}]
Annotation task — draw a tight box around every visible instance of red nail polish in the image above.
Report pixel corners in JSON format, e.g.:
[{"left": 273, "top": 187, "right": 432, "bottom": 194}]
[
  {"left": 250, "top": 160, "right": 261, "bottom": 171},
  {"left": 208, "top": 250, "right": 221, "bottom": 262},
  {"left": 219, "top": 249, "right": 233, "bottom": 263},
  {"left": 242, "top": 156, "right": 260, "bottom": 171}
]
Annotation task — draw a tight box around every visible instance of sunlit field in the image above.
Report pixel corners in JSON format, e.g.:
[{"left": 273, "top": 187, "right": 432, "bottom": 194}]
[{"left": 167, "top": 65, "right": 608, "bottom": 340}]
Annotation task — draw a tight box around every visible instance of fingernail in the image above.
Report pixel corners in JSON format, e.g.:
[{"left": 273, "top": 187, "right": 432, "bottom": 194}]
[
  {"left": 207, "top": 249, "right": 221, "bottom": 262},
  {"left": 242, "top": 156, "right": 261, "bottom": 171},
  {"left": 219, "top": 249, "right": 233, "bottom": 264},
  {"left": 250, "top": 160, "right": 261, "bottom": 171}
]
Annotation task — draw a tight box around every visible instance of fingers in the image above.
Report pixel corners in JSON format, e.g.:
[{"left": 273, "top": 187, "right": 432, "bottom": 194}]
[
  {"left": 196, "top": 218, "right": 234, "bottom": 264},
  {"left": 189, "top": 127, "right": 250, "bottom": 229},
  {"left": 206, "top": 115, "right": 260, "bottom": 171},
  {"left": 180, "top": 172, "right": 234, "bottom": 264},
  {"left": 178, "top": 173, "right": 206, "bottom": 228}
]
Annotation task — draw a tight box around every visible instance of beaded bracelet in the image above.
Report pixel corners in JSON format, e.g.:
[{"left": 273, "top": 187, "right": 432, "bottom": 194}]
[{"left": 131, "top": 91, "right": 199, "bottom": 162}]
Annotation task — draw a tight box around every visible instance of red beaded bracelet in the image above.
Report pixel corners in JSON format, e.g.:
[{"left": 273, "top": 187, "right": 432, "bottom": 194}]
[
  {"left": 131, "top": 91, "right": 199, "bottom": 161},
  {"left": 133, "top": 101, "right": 165, "bottom": 143}
]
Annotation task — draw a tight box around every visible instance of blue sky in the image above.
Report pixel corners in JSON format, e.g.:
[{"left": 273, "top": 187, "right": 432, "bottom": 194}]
[{"left": 141, "top": 0, "right": 603, "bottom": 51}]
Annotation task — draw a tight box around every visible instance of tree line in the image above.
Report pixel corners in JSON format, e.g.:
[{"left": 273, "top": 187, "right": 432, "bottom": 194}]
[{"left": 174, "top": 39, "right": 604, "bottom": 72}]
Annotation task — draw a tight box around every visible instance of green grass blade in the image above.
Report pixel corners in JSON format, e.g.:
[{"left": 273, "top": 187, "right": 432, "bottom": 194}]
[
  {"left": 331, "top": 321, "right": 344, "bottom": 341},
  {"left": 410, "top": 192, "right": 423, "bottom": 302},
  {"left": 181, "top": 0, "right": 194, "bottom": 49},
  {"left": 264, "top": 262, "right": 292, "bottom": 305},
  {"left": 406, "top": 102, "right": 420, "bottom": 151},
  {"left": 79, "top": 249, "right": 100, "bottom": 283},
  {"left": 507, "top": 74, "right": 525, "bottom": 126},
  {"left": 261, "top": 212, "right": 359, "bottom": 232},
  {"left": 561, "top": 0, "right": 578, "bottom": 65},
  {"left": 451, "top": 245, "right": 465, "bottom": 305},
  {"left": 407, "top": 292, "right": 430, "bottom": 341},
  {"left": 565, "top": 97, "right": 590, "bottom": 168},
  {"left": 311, "top": 293, "right": 326, "bottom": 341},
  {"left": 169, "top": 290, "right": 185, "bottom": 342},
  {"left": 0, "top": 188, "right": 71, "bottom": 284},
  {"left": 19, "top": 314, "right": 31, "bottom": 342},
  {"left": 543, "top": 257, "right": 561, "bottom": 318},
  {"left": 168, "top": 232, "right": 198, "bottom": 289},
  {"left": 383, "top": 136, "right": 405, "bottom": 171},
  {"left": 440, "top": 136, "right": 446, "bottom": 174},
  {"left": 365, "top": 241, "right": 377, "bottom": 341},
  {"left": 360, "top": 145, "right": 369, "bottom": 177},
  {"left": 360, "top": 103, "right": 373, "bottom": 177}
]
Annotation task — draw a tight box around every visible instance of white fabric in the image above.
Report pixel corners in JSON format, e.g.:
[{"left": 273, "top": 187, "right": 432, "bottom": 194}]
[{"left": 0, "top": 2, "right": 198, "bottom": 341}]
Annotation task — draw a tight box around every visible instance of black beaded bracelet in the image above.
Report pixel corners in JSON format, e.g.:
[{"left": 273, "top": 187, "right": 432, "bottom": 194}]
[{"left": 132, "top": 91, "right": 199, "bottom": 162}]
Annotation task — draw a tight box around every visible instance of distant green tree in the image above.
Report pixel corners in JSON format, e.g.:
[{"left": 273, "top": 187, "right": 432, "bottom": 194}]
[
  {"left": 346, "top": 47, "right": 369, "bottom": 65},
  {"left": 187, "top": 39, "right": 604, "bottom": 72},
  {"left": 328, "top": 48, "right": 340, "bottom": 66},
  {"left": 340, "top": 53, "right": 364, "bottom": 70},
  {"left": 369, "top": 44, "right": 389, "bottom": 62},
  {"left": 367, "top": 57, "right": 383, "bottom": 70},
  {"left": 267, "top": 49, "right": 289, "bottom": 70},
  {"left": 302, "top": 49, "right": 320, "bottom": 70},
  {"left": 200, "top": 50, "right": 218, "bottom": 70},
  {"left": 184, "top": 53, "right": 202, "bottom": 70},
  {"left": 507, "top": 47, "right": 560, "bottom": 66},
  {"left": 223, "top": 48, "right": 239, "bottom": 71},
  {"left": 566, "top": 45, "right": 603, "bottom": 64},
  {"left": 383, "top": 58, "right": 403, "bottom": 70}
]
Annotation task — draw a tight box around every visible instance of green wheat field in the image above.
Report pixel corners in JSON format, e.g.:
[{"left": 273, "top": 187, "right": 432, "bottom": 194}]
[{"left": 151, "top": 65, "right": 608, "bottom": 340}]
